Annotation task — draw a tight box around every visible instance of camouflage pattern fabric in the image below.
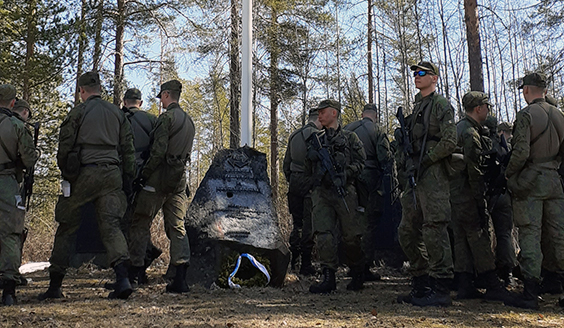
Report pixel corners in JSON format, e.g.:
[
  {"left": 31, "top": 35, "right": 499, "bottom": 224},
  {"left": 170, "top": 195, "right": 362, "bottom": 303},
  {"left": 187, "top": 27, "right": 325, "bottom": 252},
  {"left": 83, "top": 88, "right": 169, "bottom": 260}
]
[
  {"left": 49, "top": 166, "right": 129, "bottom": 274},
  {"left": 305, "top": 126, "right": 366, "bottom": 271},
  {"left": 397, "top": 91, "right": 456, "bottom": 280},
  {"left": 449, "top": 116, "right": 496, "bottom": 274},
  {"left": 129, "top": 102, "right": 194, "bottom": 267},
  {"left": 0, "top": 109, "right": 38, "bottom": 281},
  {"left": 506, "top": 98, "right": 564, "bottom": 280},
  {"left": 128, "top": 188, "right": 190, "bottom": 267}
]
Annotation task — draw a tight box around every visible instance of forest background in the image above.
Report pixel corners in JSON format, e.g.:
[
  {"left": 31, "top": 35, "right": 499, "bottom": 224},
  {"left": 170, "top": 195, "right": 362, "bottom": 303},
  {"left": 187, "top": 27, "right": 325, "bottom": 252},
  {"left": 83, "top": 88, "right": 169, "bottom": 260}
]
[{"left": 1, "top": 0, "right": 564, "bottom": 263}]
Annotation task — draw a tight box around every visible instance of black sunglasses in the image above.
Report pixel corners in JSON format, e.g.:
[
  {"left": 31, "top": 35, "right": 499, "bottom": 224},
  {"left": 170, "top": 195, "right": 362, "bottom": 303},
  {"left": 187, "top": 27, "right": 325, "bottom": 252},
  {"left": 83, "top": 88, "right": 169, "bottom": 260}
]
[{"left": 413, "top": 70, "right": 434, "bottom": 77}]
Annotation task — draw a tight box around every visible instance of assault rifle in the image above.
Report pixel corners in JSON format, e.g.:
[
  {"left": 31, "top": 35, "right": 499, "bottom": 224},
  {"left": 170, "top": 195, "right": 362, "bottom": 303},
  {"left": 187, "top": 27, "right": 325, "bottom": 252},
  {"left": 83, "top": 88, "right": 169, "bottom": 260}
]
[
  {"left": 396, "top": 107, "right": 417, "bottom": 207},
  {"left": 21, "top": 122, "right": 40, "bottom": 210},
  {"left": 483, "top": 135, "right": 511, "bottom": 212},
  {"left": 308, "top": 131, "right": 350, "bottom": 213}
]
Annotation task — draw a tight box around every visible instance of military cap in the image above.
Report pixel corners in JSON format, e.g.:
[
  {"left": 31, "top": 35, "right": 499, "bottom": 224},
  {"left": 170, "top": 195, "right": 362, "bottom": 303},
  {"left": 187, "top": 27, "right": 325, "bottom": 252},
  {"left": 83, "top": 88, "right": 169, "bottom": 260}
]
[
  {"left": 316, "top": 99, "right": 341, "bottom": 112},
  {"left": 308, "top": 107, "right": 319, "bottom": 118},
  {"left": 13, "top": 99, "right": 32, "bottom": 119},
  {"left": 157, "top": 79, "right": 182, "bottom": 98},
  {"left": 483, "top": 115, "right": 498, "bottom": 131},
  {"left": 518, "top": 72, "right": 547, "bottom": 89},
  {"left": 78, "top": 71, "right": 101, "bottom": 87},
  {"left": 124, "top": 88, "right": 142, "bottom": 100},
  {"left": 462, "top": 91, "right": 492, "bottom": 110},
  {"left": 410, "top": 61, "right": 439, "bottom": 76},
  {"left": 498, "top": 122, "right": 512, "bottom": 132},
  {"left": 363, "top": 103, "right": 377, "bottom": 112},
  {"left": 0, "top": 84, "right": 16, "bottom": 101}
]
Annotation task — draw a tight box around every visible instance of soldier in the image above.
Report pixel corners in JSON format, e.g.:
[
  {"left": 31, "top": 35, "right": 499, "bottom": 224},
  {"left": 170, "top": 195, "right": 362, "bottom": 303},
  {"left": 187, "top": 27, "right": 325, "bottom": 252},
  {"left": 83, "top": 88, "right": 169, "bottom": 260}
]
[
  {"left": 305, "top": 99, "right": 366, "bottom": 293},
  {"left": 344, "top": 103, "right": 392, "bottom": 281},
  {"left": 0, "top": 85, "right": 38, "bottom": 305},
  {"left": 396, "top": 61, "right": 456, "bottom": 307},
  {"left": 120, "top": 88, "right": 162, "bottom": 285},
  {"left": 12, "top": 99, "right": 32, "bottom": 122},
  {"left": 283, "top": 108, "right": 321, "bottom": 276},
  {"left": 450, "top": 92, "right": 509, "bottom": 301},
  {"left": 483, "top": 116, "right": 518, "bottom": 287},
  {"left": 497, "top": 122, "right": 513, "bottom": 145},
  {"left": 504, "top": 73, "right": 564, "bottom": 309},
  {"left": 128, "top": 80, "right": 195, "bottom": 294},
  {"left": 38, "top": 72, "right": 136, "bottom": 301}
]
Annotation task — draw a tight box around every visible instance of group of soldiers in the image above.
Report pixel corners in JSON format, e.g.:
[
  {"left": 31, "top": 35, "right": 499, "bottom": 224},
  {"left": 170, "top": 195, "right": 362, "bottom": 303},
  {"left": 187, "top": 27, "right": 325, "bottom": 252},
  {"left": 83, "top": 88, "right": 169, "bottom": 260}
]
[
  {"left": 0, "top": 72, "right": 195, "bottom": 305},
  {"left": 1, "top": 61, "right": 564, "bottom": 311},
  {"left": 284, "top": 61, "right": 564, "bottom": 309}
]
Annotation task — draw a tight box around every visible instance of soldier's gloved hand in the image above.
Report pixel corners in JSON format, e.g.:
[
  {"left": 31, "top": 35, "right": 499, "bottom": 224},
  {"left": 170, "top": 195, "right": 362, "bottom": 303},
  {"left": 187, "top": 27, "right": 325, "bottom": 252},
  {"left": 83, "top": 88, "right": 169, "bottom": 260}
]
[
  {"left": 420, "top": 154, "right": 433, "bottom": 171},
  {"left": 307, "top": 148, "right": 320, "bottom": 162},
  {"left": 476, "top": 199, "right": 490, "bottom": 229}
]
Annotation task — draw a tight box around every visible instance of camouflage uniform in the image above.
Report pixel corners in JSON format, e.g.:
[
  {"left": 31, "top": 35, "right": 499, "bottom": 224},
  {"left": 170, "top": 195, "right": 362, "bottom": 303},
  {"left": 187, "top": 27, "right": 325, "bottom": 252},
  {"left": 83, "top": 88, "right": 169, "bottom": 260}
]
[
  {"left": 128, "top": 102, "right": 195, "bottom": 268},
  {"left": 283, "top": 120, "right": 318, "bottom": 272},
  {"left": 49, "top": 95, "right": 136, "bottom": 275},
  {"left": 344, "top": 115, "right": 392, "bottom": 265},
  {"left": 305, "top": 126, "right": 366, "bottom": 272},
  {"left": 397, "top": 91, "right": 456, "bottom": 280},
  {"left": 450, "top": 115, "right": 497, "bottom": 275},
  {"left": 0, "top": 106, "right": 38, "bottom": 282},
  {"left": 506, "top": 98, "right": 564, "bottom": 281}
]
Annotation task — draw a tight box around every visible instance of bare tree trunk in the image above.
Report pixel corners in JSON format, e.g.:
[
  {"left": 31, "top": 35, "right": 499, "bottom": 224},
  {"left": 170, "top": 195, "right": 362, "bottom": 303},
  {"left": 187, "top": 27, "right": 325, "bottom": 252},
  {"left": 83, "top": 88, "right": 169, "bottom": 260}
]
[
  {"left": 268, "top": 9, "right": 279, "bottom": 202},
  {"left": 367, "top": 0, "right": 374, "bottom": 104},
  {"left": 113, "top": 0, "right": 126, "bottom": 106},
  {"left": 229, "top": 0, "right": 241, "bottom": 149},
  {"left": 92, "top": 0, "right": 104, "bottom": 71},
  {"left": 23, "top": 0, "right": 36, "bottom": 101},
  {"left": 75, "top": 0, "right": 87, "bottom": 105},
  {"left": 464, "top": 0, "right": 484, "bottom": 92},
  {"left": 335, "top": 3, "right": 341, "bottom": 103}
]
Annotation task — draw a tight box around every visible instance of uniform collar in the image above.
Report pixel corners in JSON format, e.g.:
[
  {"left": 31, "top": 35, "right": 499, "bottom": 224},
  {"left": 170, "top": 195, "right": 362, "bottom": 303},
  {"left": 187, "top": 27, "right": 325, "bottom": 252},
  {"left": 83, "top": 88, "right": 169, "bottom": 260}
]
[
  {"left": 414, "top": 91, "right": 435, "bottom": 103},
  {"left": 86, "top": 95, "right": 101, "bottom": 101},
  {"left": 166, "top": 102, "right": 181, "bottom": 111},
  {"left": 0, "top": 107, "right": 13, "bottom": 116},
  {"left": 531, "top": 97, "right": 546, "bottom": 105}
]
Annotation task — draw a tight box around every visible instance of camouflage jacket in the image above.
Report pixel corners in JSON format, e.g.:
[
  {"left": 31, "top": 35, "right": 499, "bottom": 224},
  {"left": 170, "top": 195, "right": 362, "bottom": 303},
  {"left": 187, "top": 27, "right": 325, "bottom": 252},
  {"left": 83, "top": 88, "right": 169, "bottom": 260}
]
[
  {"left": 344, "top": 117, "right": 391, "bottom": 171},
  {"left": 451, "top": 115, "right": 492, "bottom": 202},
  {"left": 0, "top": 107, "right": 38, "bottom": 177},
  {"left": 283, "top": 121, "right": 319, "bottom": 181},
  {"left": 57, "top": 95, "right": 135, "bottom": 178},
  {"left": 304, "top": 125, "right": 366, "bottom": 189},
  {"left": 506, "top": 98, "right": 564, "bottom": 178},
  {"left": 141, "top": 102, "right": 195, "bottom": 180}
]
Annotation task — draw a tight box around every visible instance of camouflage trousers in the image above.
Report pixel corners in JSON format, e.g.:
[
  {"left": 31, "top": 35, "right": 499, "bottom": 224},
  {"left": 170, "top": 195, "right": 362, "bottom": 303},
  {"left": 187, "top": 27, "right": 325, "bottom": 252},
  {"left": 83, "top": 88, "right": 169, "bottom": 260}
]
[
  {"left": 490, "top": 192, "right": 518, "bottom": 270},
  {"left": 129, "top": 187, "right": 190, "bottom": 267},
  {"left": 451, "top": 197, "right": 496, "bottom": 274},
  {"left": 398, "top": 162, "right": 454, "bottom": 279},
  {"left": 311, "top": 184, "right": 364, "bottom": 271},
  {"left": 357, "top": 168, "right": 384, "bottom": 264},
  {"left": 49, "top": 166, "right": 129, "bottom": 275},
  {"left": 512, "top": 168, "right": 564, "bottom": 280},
  {"left": 0, "top": 175, "right": 25, "bottom": 281},
  {"left": 288, "top": 191, "right": 314, "bottom": 257}
]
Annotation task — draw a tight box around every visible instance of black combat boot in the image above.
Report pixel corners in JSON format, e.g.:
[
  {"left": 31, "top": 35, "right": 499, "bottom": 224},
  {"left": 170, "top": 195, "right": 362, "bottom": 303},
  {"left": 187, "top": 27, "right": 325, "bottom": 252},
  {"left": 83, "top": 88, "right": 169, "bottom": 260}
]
[
  {"left": 129, "top": 265, "right": 145, "bottom": 288},
  {"left": 346, "top": 267, "right": 365, "bottom": 291},
  {"left": 108, "top": 262, "right": 133, "bottom": 300},
  {"left": 364, "top": 263, "right": 381, "bottom": 282},
  {"left": 482, "top": 270, "right": 510, "bottom": 302},
  {"left": 38, "top": 271, "right": 65, "bottom": 300},
  {"left": 456, "top": 272, "right": 483, "bottom": 300},
  {"left": 309, "top": 268, "right": 336, "bottom": 294},
  {"left": 559, "top": 296, "right": 564, "bottom": 307},
  {"left": 1, "top": 280, "right": 16, "bottom": 306},
  {"left": 504, "top": 278, "right": 540, "bottom": 310},
  {"left": 166, "top": 263, "right": 189, "bottom": 293},
  {"left": 397, "top": 274, "right": 431, "bottom": 304},
  {"left": 299, "top": 251, "right": 316, "bottom": 276},
  {"left": 411, "top": 277, "right": 452, "bottom": 307},
  {"left": 540, "top": 270, "right": 563, "bottom": 295},
  {"left": 498, "top": 266, "right": 516, "bottom": 287}
]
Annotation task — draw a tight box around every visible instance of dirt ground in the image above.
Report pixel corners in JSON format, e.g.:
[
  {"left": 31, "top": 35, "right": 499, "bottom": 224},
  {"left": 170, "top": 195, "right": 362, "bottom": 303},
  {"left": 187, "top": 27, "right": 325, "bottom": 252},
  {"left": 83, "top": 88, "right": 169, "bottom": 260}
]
[{"left": 2, "top": 264, "right": 564, "bottom": 328}]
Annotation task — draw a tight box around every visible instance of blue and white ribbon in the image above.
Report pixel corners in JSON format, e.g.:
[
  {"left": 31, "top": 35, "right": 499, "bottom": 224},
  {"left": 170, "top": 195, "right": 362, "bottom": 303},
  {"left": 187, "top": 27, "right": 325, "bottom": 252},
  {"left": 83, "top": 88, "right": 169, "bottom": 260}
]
[{"left": 228, "top": 253, "right": 271, "bottom": 289}]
